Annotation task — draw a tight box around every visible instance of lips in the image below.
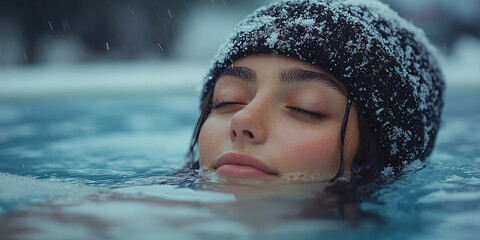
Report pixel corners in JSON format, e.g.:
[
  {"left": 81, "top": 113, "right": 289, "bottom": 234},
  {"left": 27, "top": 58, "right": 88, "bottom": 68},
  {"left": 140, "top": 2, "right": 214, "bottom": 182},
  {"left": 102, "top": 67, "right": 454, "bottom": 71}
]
[{"left": 214, "top": 152, "right": 278, "bottom": 178}]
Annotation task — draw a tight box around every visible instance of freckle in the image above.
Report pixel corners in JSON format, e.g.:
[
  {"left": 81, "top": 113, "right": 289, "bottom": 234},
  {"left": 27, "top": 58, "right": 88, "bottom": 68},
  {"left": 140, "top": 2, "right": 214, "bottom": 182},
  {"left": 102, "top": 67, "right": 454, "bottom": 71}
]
[
  {"left": 290, "top": 176, "right": 293, "bottom": 178},
  {"left": 300, "top": 174, "right": 304, "bottom": 177}
]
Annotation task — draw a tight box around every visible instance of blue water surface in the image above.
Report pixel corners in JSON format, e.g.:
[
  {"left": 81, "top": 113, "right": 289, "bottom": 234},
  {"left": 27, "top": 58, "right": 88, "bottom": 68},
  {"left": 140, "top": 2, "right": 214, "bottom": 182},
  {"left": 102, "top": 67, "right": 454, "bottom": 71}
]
[
  {"left": 0, "top": 89, "right": 479, "bottom": 240},
  {"left": 0, "top": 93, "right": 197, "bottom": 185}
]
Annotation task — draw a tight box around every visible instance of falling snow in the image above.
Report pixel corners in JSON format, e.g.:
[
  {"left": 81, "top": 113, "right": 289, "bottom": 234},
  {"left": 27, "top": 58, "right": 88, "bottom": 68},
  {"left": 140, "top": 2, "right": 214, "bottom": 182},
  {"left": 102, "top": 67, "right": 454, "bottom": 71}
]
[
  {"left": 48, "top": 21, "right": 53, "bottom": 31},
  {"left": 157, "top": 43, "right": 164, "bottom": 51}
]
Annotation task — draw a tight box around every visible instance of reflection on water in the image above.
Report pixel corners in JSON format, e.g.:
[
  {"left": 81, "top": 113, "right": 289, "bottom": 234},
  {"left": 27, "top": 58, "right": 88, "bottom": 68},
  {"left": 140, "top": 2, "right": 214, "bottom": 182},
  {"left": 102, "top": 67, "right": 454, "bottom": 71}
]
[
  {"left": 0, "top": 89, "right": 479, "bottom": 239},
  {"left": 0, "top": 174, "right": 382, "bottom": 240}
]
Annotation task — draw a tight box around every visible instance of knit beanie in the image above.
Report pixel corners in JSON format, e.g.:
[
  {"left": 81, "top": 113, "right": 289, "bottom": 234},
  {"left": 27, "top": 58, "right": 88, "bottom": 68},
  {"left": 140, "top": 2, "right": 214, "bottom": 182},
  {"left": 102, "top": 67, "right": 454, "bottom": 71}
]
[{"left": 200, "top": 0, "right": 445, "bottom": 169}]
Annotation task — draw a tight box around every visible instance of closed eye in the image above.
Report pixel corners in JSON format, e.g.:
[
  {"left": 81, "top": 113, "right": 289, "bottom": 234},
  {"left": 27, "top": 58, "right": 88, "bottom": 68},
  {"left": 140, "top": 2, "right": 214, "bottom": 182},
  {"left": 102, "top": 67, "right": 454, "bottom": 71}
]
[
  {"left": 210, "top": 100, "right": 243, "bottom": 111},
  {"left": 288, "top": 107, "right": 324, "bottom": 120}
]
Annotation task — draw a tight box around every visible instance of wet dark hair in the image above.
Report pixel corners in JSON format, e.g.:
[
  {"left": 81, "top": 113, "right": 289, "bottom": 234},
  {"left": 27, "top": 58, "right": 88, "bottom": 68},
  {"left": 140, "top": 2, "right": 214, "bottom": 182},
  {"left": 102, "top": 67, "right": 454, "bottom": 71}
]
[
  {"left": 350, "top": 108, "right": 386, "bottom": 178},
  {"left": 186, "top": 87, "right": 214, "bottom": 170},
  {"left": 185, "top": 80, "right": 386, "bottom": 180}
]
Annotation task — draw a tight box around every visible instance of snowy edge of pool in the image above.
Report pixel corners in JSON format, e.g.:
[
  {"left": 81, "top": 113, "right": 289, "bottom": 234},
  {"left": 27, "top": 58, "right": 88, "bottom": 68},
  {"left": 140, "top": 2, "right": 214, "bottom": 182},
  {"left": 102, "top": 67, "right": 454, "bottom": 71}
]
[{"left": 0, "top": 60, "right": 209, "bottom": 98}]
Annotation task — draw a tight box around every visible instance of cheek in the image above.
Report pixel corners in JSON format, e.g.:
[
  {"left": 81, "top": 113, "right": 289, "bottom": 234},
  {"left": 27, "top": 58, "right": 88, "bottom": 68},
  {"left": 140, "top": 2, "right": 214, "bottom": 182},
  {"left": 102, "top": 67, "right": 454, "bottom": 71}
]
[
  {"left": 198, "top": 118, "right": 227, "bottom": 168},
  {"left": 276, "top": 130, "right": 340, "bottom": 176}
]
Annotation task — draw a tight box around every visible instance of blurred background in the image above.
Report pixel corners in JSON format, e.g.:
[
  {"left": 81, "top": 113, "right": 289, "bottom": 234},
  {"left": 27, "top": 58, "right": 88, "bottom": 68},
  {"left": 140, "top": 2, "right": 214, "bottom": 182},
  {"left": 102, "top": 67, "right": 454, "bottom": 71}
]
[{"left": 0, "top": 0, "right": 479, "bottom": 96}]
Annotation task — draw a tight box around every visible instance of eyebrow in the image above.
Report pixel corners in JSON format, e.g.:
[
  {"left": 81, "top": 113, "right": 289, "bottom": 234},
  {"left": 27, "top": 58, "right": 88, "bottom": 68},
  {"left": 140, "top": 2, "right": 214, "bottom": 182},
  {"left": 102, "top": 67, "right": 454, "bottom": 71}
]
[
  {"left": 218, "top": 66, "right": 345, "bottom": 95},
  {"left": 218, "top": 66, "right": 256, "bottom": 83},
  {"left": 280, "top": 68, "right": 346, "bottom": 95}
]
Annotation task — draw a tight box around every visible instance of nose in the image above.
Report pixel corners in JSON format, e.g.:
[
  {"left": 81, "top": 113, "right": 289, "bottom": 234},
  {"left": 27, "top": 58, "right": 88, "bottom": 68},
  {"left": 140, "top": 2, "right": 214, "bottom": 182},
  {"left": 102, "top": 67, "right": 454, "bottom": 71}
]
[{"left": 229, "top": 103, "right": 267, "bottom": 145}]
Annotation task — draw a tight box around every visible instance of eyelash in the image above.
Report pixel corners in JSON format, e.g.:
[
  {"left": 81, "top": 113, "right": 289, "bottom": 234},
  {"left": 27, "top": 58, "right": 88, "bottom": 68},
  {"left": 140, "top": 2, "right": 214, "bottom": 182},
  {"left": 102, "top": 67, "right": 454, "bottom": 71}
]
[
  {"left": 288, "top": 107, "right": 324, "bottom": 119},
  {"left": 210, "top": 100, "right": 241, "bottom": 110},
  {"left": 210, "top": 100, "right": 324, "bottom": 120}
]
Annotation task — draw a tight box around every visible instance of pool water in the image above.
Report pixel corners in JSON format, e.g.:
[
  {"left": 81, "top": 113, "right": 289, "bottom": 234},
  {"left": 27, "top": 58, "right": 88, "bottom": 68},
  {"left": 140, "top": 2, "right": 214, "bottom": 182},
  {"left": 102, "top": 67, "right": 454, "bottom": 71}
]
[{"left": 0, "top": 89, "right": 479, "bottom": 240}]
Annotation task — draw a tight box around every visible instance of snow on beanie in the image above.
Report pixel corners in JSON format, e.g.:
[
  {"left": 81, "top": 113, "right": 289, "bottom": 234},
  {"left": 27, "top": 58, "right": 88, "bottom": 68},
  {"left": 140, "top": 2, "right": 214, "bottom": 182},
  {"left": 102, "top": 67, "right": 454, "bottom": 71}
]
[{"left": 201, "top": 0, "right": 445, "bottom": 168}]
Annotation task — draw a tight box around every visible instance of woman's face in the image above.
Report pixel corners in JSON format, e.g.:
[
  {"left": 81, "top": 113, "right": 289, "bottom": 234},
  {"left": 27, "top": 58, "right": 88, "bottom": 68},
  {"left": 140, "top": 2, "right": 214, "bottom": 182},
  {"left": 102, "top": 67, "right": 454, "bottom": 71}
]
[{"left": 198, "top": 54, "right": 359, "bottom": 183}]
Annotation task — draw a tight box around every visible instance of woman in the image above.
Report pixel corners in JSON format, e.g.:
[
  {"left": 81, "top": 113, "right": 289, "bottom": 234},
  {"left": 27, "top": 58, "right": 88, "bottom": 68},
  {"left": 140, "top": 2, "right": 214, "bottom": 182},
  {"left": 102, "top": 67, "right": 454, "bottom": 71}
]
[{"left": 187, "top": 0, "right": 445, "bottom": 183}]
